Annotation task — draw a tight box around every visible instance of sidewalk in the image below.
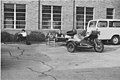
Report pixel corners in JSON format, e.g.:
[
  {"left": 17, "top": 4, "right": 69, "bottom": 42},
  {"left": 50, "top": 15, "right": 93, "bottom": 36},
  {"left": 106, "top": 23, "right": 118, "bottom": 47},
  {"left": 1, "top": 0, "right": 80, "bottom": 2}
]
[{"left": 1, "top": 43, "right": 120, "bottom": 80}]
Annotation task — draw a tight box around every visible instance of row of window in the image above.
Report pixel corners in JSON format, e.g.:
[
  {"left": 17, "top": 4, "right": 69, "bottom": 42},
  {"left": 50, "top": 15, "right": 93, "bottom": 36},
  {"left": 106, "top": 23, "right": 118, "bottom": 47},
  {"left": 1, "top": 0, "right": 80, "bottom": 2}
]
[
  {"left": 89, "top": 21, "right": 120, "bottom": 28},
  {"left": 3, "top": 4, "right": 114, "bottom": 29}
]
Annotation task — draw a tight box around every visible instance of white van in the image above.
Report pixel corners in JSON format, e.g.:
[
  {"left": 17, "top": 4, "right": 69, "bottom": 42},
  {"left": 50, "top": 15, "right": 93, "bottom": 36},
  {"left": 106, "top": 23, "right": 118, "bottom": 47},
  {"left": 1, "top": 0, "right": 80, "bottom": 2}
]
[{"left": 87, "top": 19, "right": 120, "bottom": 44}]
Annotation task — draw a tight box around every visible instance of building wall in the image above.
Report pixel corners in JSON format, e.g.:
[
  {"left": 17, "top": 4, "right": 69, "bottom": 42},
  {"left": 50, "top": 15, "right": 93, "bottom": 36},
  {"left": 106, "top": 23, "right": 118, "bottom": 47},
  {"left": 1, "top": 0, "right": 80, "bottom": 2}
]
[{"left": 1, "top": 0, "right": 120, "bottom": 34}]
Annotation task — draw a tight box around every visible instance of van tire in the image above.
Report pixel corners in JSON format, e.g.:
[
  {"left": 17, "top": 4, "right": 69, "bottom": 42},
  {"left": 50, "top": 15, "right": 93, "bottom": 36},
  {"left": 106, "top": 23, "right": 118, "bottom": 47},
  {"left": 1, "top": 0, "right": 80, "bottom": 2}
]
[{"left": 111, "top": 36, "right": 119, "bottom": 45}]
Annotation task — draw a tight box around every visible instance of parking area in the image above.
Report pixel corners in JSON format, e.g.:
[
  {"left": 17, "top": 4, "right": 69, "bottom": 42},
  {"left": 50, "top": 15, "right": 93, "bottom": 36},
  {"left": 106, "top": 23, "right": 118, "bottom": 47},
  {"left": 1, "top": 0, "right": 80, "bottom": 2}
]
[{"left": 1, "top": 43, "right": 120, "bottom": 80}]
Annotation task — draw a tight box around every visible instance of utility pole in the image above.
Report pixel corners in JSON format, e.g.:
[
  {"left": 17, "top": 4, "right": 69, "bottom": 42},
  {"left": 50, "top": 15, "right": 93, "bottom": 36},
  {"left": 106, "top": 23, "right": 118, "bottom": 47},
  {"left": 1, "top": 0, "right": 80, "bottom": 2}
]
[{"left": 73, "top": 0, "right": 75, "bottom": 30}]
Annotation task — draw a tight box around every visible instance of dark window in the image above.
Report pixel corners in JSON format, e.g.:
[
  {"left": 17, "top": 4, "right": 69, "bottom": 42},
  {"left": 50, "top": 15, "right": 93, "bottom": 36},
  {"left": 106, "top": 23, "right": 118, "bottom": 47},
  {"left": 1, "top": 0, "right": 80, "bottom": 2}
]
[
  {"left": 106, "top": 8, "right": 114, "bottom": 19},
  {"left": 109, "top": 21, "right": 120, "bottom": 28},
  {"left": 4, "top": 4, "right": 26, "bottom": 29},
  {"left": 42, "top": 5, "right": 62, "bottom": 29}
]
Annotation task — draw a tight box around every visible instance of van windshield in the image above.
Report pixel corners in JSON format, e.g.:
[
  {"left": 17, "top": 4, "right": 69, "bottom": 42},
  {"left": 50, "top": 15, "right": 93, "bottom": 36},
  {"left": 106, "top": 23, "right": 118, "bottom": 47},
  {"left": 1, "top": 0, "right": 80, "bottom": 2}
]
[
  {"left": 109, "top": 21, "right": 120, "bottom": 28},
  {"left": 89, "top": 21, "right": 97, "bottom": 27}
]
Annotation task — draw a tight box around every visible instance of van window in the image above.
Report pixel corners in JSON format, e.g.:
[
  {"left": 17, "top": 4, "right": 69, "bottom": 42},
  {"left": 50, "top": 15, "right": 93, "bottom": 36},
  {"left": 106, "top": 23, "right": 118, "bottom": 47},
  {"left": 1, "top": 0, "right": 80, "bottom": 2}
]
[
  {"left": 97, "top": 21, "right": 107, "bottom": 28},
  {"left": 109, "top": 21, "right": 120, "bottom": 28},
  {"left": 89, "top": 21, "right": 97, "bottom": 27}
]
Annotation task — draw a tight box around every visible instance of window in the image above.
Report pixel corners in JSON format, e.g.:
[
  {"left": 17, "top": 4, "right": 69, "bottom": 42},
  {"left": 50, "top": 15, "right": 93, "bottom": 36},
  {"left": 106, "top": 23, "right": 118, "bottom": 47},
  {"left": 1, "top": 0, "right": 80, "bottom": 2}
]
[
  {"left": 97, "top": 21, "right": 107, "bottom": 28},
  {"left": 4, "top": 4, "right": 26, "bottom": 29},
  {"left": 89, "top": 21, "right": 96, "bottom": 27},
  {"left": 76, "top": 7, "right": 93, "bottom": 29},
  {"left": 76, "top": 7, "right": 84, "bottom": 29},
  {"left": 42, "top": 5, "right": 61, "bottom": 29},
  {"left": 86, "top": 7, "right": 94, "bottom": 26},
  {"left": 109, "top": 21, "right": 120, "bottom": 28},
  {"left": 106, "top": 8, "right": 114, "bottom": 19}
]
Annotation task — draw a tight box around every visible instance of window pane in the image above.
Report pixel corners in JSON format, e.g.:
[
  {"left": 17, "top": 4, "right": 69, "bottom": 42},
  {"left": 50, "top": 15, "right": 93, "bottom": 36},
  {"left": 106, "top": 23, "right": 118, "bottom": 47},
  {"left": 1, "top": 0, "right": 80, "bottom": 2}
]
[
  {"left": 97, "top": 21, "right": 107, "bottom": 27},
  {"left": 106, "top": 16, "right": 113, "bottom": 19},
  {"left": 53, "top": 6, "right": 61, "bottom": 13},
  {"left": 4, "top": 25, "right": 14, "bottom": 28},
  {"left": 76, "top": 21, "right": 84, "bottom": 29},
  {"left": 16, "top": 4, "right": 26, "bottom": 12},
  {"left": 89, "top": 21, "right": 96, "bottom": 27},
  {"left": 42, "top": 5, "right": 61, "bottom": 29},
  {"left": 53, "top": 18, "right": 61, "bottom": 21},
  {"left": 42, "top": 26, "right": 51, "bottom": 29},
  {"left": 53, "top": 6, "right": 61, "bottom": 29},
  {"left": 106, "top": 8, "right": 113, "bottom": 19},
  {"left": 53, "top": 14, "right": 61, "bottom": 17},
  {"left": 76, "top": 7, "right": 84, "bottom": 14},
  {"left": 4, "top": 21, "right": 14, "bottom": 24},
  {"left": 4, "top": 4, "right": 26, "bottom": 29},
  {"left": 16, "top": 26, "right": 25, "bottom": 28},
  {"left": 42, "top": 10, "right": 51, "bottom": 13},
  {"left": 53, "top": 22, "right": 61, "bottom": 25},
  {"left": 76, "top": 7, "right": 85, "bottom": 29},
  {"left": 86, "top": 7, "right": 93, "bottom": 28},
  {"left": 16, "top": 13, "right": 25, "bottom": 16},
  {"left": 42, "top": 22, "right": 51, "bottom": 26},
  {"left": 42, "top": 5, "right": 51, "bottom": 10},
  {"left": 53, "top": 26, "right": 61, "bottom": 29},
  {"left": 42, "top": 14, "right": 51, "bottom": 18},
  {"left": 16, "top": 16, "right": 25, "bottom": 20},
  {"left": 42, "top": 5, "right": 51, "bottom": 29},
  {"left": 4, "top": 4, "right": 14, "bottom": 12},
  {"left": 4, "top": 4, "right": 14, "bottom": 28},
  {"left": 109, "top": 21, "right": 120, "bottom": 27},
  {"left": 42, "top": 17, "right": 51, "bottom": 21},
  {"left": 16, "top": 21, "right": 25, "bottom": 24}
]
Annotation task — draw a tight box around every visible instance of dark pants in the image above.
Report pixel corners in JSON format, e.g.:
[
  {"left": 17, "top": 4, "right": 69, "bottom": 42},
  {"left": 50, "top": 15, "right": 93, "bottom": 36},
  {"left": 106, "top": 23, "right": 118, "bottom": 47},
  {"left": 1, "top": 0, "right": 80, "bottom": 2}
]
[{"left": 18, "top": 34, "right": 27, "bottom": 42}]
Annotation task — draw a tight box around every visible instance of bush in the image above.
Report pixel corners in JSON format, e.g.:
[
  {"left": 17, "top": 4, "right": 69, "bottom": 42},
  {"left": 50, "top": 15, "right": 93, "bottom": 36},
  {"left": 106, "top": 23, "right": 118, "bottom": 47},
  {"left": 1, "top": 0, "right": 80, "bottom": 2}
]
[
  {"left": 1, "top": 31, "right": 14, "bottom": 42},
  {"left": 27, "top": 31, "right": 45, "bottom": 42}
]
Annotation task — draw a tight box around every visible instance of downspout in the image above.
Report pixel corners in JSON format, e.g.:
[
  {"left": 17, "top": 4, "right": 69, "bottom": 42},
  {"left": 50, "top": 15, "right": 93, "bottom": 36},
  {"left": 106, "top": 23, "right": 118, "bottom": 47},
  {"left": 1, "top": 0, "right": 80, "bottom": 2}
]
[
  {"left": 38, "top": 0, "right": 40, "bottom": 29},
  {"left": 1, "top": 0, "right": 2, "bottom": 29},
  {"left": 73, "top": 0, "right": 75, "bottom": 30}
]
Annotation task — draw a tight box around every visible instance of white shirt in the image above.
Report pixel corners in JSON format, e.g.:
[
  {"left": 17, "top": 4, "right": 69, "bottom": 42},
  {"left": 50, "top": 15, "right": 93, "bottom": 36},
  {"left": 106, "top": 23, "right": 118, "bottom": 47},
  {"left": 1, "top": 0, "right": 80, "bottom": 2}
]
[{"left": 20, "top": 32, "right": 27, "bottom": 37}]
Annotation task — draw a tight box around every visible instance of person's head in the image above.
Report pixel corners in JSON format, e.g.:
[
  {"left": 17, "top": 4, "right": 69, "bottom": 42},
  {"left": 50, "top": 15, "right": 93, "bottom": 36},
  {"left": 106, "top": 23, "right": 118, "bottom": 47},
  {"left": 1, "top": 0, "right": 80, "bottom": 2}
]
[
  {"left": 58, "top": 29, "right": 62, "bottom": 34},
  {"left": 22, "top": 29, "right": 25, "bottom": 32}
]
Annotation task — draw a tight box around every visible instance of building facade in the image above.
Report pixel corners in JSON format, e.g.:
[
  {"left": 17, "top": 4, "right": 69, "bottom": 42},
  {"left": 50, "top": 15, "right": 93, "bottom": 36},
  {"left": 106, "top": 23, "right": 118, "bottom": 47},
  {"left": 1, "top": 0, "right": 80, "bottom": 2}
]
[{"left": 0, "top": 0, "right": 120, "bottom": 34}]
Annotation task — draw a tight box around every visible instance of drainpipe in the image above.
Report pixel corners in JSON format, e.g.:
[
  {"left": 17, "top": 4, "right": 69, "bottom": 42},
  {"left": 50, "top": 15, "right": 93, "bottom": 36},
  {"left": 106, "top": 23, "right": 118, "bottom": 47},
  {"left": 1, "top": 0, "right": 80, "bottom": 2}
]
[
  {"left": 73, "top": 0, "right": 75, "bottom": 30},
  {"left": 38, "top": 0, "right": 40, "bottom": 29},
  {"left": 1, "top": 0, "right": 2, "bottom": 29}
]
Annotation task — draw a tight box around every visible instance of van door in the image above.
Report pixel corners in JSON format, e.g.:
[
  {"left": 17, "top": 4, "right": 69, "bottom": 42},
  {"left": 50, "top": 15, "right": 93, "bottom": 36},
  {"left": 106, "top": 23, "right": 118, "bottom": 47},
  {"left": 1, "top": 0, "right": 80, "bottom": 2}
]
[
  {"left": 97, "top": 21, "right": 109, "bottom": 40},
  {"left": 108, "top": 21, "right": 120, "bottom": 39}
]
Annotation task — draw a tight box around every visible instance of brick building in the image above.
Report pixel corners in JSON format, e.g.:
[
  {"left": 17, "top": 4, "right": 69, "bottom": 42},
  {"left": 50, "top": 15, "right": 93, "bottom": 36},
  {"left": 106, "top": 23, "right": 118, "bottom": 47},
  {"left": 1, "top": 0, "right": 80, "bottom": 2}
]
[{"left": 0, "top": 0, "right": 120, "bottom": 34}]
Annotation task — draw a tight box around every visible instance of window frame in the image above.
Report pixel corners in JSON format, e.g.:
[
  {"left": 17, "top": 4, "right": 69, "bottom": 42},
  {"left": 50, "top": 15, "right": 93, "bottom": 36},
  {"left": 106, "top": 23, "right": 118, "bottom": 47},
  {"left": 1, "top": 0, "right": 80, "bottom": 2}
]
[
  {"left": 109, "top": 21, "right": 120, "bottom": 28},
  {"left": 106, "top": 8, "right": 114, "bottom": 19},
  {"left": 42, "top": 5, "right": 62, "bottom": 30},
  {"left": 76, "top": 7, "right": 94, "bottom": 30},
  {"left": 97, "top": 21, "right": 108, "bottom": 28},
  {"left": 4, "top": 3, "right": 26, "bottom": 29}
]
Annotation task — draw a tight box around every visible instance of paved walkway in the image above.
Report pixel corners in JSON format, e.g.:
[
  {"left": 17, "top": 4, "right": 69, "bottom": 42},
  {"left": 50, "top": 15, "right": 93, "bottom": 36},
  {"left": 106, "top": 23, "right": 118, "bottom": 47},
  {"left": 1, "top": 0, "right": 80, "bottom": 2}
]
[{"left": 1, "top": 43, "right": 120, "bottom": 80}]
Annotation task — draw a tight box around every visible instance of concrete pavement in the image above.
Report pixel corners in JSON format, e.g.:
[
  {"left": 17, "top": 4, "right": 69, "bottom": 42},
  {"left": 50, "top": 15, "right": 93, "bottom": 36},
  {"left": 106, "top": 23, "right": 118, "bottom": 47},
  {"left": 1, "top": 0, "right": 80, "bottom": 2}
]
[{"left": 1, "top": 43, "right": 120, "bottom": 80}]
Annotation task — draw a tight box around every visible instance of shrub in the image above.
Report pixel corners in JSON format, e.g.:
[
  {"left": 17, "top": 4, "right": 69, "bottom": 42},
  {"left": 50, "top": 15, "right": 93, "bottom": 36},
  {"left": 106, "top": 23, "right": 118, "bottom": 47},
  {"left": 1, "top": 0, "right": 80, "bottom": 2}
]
[
  {"left": 1, "top": 31, "right": 14, "bottom": 42},
  {"left": 27, "top": 31, "right": 45, "bottom": 42}
]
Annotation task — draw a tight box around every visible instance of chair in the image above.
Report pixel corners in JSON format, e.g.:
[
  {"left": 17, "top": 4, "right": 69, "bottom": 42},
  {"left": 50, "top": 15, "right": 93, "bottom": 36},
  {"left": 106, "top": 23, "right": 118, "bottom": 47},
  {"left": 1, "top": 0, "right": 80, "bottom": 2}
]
[{"left": 46, "top": 32, "right": 56, "bottom": 46}]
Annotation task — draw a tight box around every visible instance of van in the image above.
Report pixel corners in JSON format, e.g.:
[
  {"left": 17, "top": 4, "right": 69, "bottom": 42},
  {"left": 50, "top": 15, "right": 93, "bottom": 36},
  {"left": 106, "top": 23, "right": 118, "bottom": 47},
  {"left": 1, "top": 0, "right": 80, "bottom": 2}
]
[{"left": 87, "top": 19, "right": 120, "bottom": 45}]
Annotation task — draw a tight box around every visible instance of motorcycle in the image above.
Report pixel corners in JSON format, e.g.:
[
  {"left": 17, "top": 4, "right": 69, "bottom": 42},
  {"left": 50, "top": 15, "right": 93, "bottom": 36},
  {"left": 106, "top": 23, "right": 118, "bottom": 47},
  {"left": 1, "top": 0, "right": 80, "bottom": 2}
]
[{"left": 66, "top": 30, "right": 104, "bottom": 53}]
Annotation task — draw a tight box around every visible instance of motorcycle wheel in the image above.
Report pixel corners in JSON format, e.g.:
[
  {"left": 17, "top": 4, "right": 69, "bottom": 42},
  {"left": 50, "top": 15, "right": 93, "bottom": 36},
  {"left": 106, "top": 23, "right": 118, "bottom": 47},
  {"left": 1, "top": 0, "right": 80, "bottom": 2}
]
[
  {"left": 94, "top": 41, "right": 104, "bottom": 53},
  {"left": 67, "top": 42, "right": 76, "bottom": 53}
]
